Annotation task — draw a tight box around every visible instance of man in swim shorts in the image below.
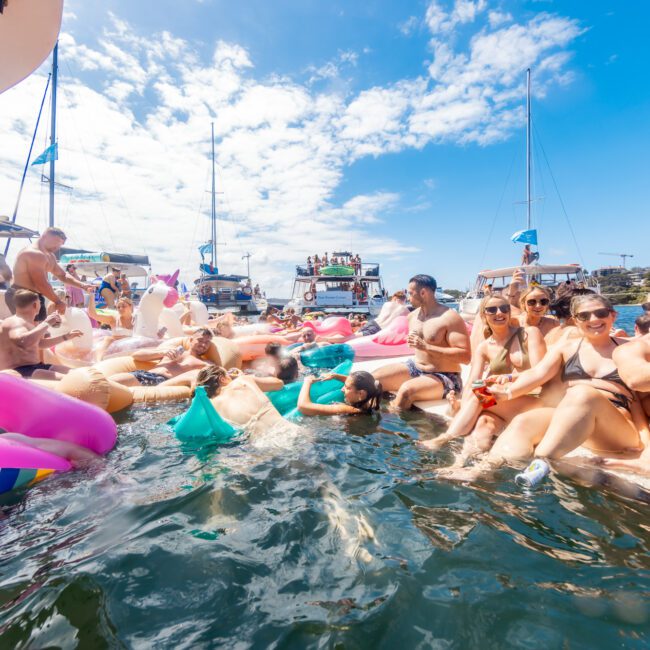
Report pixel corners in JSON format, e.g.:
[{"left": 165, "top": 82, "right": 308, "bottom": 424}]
[
  {"left": 0, "top": 289, "right": 82, "bottom": 379},
  {"left": 5, "top": 227, "right": 94, "bottom": 320},
  {"left": 110, "top": 328, "right": 215, "bottom": 387},
  {"left": 372, "top": 274, "right": 471, "bottom": 410}
]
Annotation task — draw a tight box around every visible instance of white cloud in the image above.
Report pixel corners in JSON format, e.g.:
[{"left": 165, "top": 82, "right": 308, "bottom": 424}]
[{"left": 0, "top": 3, "right": 583, "bottom": 296}]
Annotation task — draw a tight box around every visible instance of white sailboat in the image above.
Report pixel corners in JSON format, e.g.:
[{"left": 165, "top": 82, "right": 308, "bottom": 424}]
[
  {"left": 459, "top": 69, "right": 598, "bottom": 322},
  {"left": 194, "top": 124, "right": 266, "bottom": 314}
]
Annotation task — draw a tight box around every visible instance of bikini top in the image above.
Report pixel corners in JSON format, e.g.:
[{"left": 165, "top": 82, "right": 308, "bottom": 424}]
[
  {"left": 489, "top": 327, "right": 530, "bottom": 375},
  {"left": 561, "top": 338, "right": 628, "bottom": 388}
]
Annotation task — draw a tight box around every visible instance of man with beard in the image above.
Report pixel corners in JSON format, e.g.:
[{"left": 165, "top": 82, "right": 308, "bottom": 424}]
[
  {"left": 5, "top": 227, "right": 93, "bottom": 320},
  {"left": 372, "top": 274, "right": 471, "bottom": 410}
]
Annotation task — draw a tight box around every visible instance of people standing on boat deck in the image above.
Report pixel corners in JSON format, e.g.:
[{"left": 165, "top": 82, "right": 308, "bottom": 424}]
[
  {"left": 64, "top": 264, "right": 86, "bottom": 308},
  {"left": 306, "top": 256, "right": 314, "bottom": 275},
  {"left": 0, "top": 289, "right": 82, "bottom": 379},
  {"left": 99, "top": 267, "right": 121, "bottom": 308},
  {"left": 521, "top": 244, "right": 535, "bottom": 265},
  {"left": 323, "top": 252, "right": 329, "bottom": 266},
  {"left": 0, "top": 252, "right": 12, "bottom": 289},
  {"left": 119, "top": 272, "right": 131, "bottom": 300},
  {"left": 5, "top": 227, "right": 94, "bottom": 320},
  {"left": 372, "top": 274, "right": 471, "bottom": 410},
  {"left": 110, "top": 328, "right": 215, "bottom": 387}
]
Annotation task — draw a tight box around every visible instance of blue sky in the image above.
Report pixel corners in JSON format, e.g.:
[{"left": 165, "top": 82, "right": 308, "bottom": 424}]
[{"left": 0, "top": 0, "right": 648, "bottom": 295}]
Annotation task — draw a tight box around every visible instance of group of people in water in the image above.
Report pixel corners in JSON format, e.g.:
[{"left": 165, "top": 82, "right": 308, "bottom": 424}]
[{"left": 1, "top": 226, "right": 650, "bottom": 486}]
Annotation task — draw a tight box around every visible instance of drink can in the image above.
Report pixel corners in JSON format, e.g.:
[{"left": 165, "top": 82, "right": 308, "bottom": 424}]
[{"left": 515, "top": 459, "right": 550, "bottom": 489}]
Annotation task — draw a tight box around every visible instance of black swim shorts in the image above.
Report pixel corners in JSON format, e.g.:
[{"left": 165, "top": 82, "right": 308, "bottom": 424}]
[
  {"left": 130, "top": 370, "right": 167, "bottom": 386},
  {"left": 405, "top": 358, "right": 462, "bottom": 397},
  {"left": 13, "top": 363, "right": 54, "bottom": 378}
]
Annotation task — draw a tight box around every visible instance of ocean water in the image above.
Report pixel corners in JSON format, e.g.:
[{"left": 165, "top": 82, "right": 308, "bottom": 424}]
[
  {"left": 1, "top": 396, "right": 649, "bottom": 647},
  {"left": 614, "top": 304, "right": 645, "bottom": 335}
]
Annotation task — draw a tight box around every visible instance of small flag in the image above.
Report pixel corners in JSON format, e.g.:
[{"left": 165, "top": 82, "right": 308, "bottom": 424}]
[
  {"left": 511, "top": 229, "right": 538, "bottom": 246},
  {"left": 181, "top": 282, "right": 188, "bottom": 294},
  {"left": 198, "top": 242, "right": 212, "bottom": 258},
  {"left": 31, "top": 143, "right": 58, "bottom": 166}
]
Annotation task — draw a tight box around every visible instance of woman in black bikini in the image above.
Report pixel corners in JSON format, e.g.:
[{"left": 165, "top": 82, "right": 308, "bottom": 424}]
[{"left": 487, "top": 295, "right": 649, "bottom": 461}]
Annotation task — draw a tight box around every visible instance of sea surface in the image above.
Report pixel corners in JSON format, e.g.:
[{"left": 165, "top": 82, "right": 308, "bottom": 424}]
[{"left": 0, "top": 305, "right": 648, "bottom": 648}]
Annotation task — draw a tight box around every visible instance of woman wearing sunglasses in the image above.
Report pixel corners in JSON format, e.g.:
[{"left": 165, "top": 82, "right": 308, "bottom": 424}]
[
  {"left": 517, "top": 285, "right": 559, "bottom": 340},
  {"left": 486, "top": 294, "right": 649, "bottom": 463},
  {"left": 420, "top": 294, "right": 546, "bottom": 456}
]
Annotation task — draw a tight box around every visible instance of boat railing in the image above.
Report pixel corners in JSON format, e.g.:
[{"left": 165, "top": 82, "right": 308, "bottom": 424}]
[{"left": 294, "top": 263, "right": 380, "bottom": 277}]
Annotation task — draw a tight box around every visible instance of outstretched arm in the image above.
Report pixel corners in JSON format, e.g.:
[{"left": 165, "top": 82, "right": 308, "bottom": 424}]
[{"left": 297, "top": 377, "right": 359, "bottom": 416}]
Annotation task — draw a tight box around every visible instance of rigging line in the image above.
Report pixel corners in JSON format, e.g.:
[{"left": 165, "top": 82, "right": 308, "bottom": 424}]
[
  {"left": 184, "top": 165, "right": 211, "bottom": 274},
  {"left": 59, "top": 62, "right": 117, "bottom": 251},
  {"left": 478, "top": 147, "right": 519, "bottom": 269},
  {"left": 533, "top": 122, "right": 586, "bottom": 266},
  {"left": 532, "top": 128, "right": 547, "bottom": 234}
]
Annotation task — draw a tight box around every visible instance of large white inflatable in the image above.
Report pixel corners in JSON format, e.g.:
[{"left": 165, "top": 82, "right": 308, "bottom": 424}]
[{"left": 133, "top": 282, "right": 168, "bottom": 338}]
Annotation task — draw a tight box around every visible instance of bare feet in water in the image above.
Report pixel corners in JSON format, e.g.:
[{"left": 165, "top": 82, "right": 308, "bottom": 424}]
[{"left": 445, "top": 390, "right": 460, "bottom": 417}]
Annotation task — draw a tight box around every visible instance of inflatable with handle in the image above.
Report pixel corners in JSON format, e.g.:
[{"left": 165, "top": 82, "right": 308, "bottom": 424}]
[
  {"left": 302, "top": 317, "right": 352, "bottom": 338},
  {"left": 0, "top": 438, "right": 71, "bottom": 495},
  {"left": 189, "top": 301, "right": 209, "bottom": 326},
  {"left": 159, "top": 307, "right": 184, "bottom": 338},
  {"left": 347, "top": 315, "right": 411, "bottom": 359},
  {"left": 300, "top": 343, "right": 355, "bottom": 369},
  {"left": 133, "top": 282, "right": 167, "bottom": 338},
  {"left": 170, "top": 387, "right": 239, "bottom": 443},
  {"left": 267, "top": 360, "right": 352, "bottom": 415},
  {"left": 0, "top": 374, "right": 117, "bottom": 454}
]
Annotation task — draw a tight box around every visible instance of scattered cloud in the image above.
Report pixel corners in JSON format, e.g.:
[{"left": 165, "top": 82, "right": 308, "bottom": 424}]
[
  {"left": 399, "top": 16, "right": 420, "bottom": 36},
  {"left": 0, "top": 1, "right": 584, "bottom": 296}
]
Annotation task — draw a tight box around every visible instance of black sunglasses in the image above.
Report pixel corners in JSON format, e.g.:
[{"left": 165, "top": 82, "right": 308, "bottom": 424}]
[
  {"left": 484, "top": 304, "right": 511, "bottom": 315},
  {"left": 574, "top": 308, "right": 612, "bottom": 322},
  {"left": 526, "top": 298, "right": 549, "bottom": 307}
]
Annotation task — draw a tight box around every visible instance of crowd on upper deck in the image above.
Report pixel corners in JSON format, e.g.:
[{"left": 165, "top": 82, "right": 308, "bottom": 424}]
[{"left": 305, "top": 253, "right": 362, "bottom": 275}]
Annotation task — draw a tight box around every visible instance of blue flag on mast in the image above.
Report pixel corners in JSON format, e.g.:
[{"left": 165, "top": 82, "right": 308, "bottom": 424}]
[
  {"left": 198, "top": 242, "right": 212, "bottom": 259},
  {"left": 511, "top": 229, "right": 538, "bottom": 245},
  {"left": 31, "top": 143, "right": 58, "bottom": 165}
]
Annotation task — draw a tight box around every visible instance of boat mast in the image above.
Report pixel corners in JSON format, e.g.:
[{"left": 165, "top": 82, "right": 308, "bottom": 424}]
[
  {"left": 49, "top": 42, "right": 58, "bottom": 228},
  {"left": 526, "top": 67, "right": 531, "bottom": 232},
  {"left": 210, "top": 122, "right": 217, "bottom": 269}
]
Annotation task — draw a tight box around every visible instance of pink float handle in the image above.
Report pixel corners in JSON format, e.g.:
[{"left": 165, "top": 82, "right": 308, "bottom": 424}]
[
  {"left": 0, "top": 374, "right": 117, "bottom": 454},
  {"left": 0, "top": 438, "right": 72, "bottom": 471}
]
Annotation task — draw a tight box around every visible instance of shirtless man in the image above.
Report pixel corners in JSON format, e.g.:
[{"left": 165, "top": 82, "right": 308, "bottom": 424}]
[
  {"left": 373, "top": 274, "right": 471, "bottom": 409},
  {"left": 0, "top": 289, "right": 82, "bottom": 379},
  {"left": 0, "top": 252, "right": 12, "bottom": 289},
  {"left": 5, "top": 227, "right": 93, "bottom": 320},
  {"left": 110, "top": 328, "right": 215, "bottom": 387}
]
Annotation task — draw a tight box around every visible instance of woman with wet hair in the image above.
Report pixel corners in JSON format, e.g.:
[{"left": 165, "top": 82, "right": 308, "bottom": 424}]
[
  {"left": 517, "top": 285, "right": 559, "bottom": 340},
  {"left": 297, "top": 370, "right": 383, "bottom": 416},
  {"left": 486, "top": 294, "right": 649, "bottom": 462}
]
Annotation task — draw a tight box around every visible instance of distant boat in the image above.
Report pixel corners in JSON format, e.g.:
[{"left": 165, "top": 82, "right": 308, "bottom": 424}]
[
  {"left": 287, "top": 251, "right": 386, "bottom": 316},
  {"left": 459, "top": 69, "right": 599, "bottom": 321},
  {"left": 194, "top": 124, "right": 266, "bottom": 314}
]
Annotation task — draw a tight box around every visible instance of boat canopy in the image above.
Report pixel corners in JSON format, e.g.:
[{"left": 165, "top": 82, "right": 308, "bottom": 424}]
[
  {"left": 477, "top": 264, "right": 583, "bottom": 279},
  {"left": 59, "top": 248, "right": 150, "bottom": 278},
  {"left": 0, "top": 217, "right": 39, "bottom": 239}
]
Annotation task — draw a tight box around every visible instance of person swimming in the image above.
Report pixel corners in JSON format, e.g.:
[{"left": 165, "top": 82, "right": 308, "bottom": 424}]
[{"left": 297, "top": 370, "right": 383, "bottom": 416}]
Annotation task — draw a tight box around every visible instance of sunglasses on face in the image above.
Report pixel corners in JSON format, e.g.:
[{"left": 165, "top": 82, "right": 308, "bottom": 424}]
[
  {"left": 526, "top": 298, "right": 549, "bottom": 307},
  {"left": 484, "top": 304, "right": 511, "bottom": 315},
  {"left": 574, "top": 308, "right": 612, "bottom": 322}
]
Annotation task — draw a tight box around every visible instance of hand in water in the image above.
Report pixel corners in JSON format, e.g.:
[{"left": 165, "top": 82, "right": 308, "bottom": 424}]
[{"left": 46, "top": 312, "right": 62, "bottom": 328}]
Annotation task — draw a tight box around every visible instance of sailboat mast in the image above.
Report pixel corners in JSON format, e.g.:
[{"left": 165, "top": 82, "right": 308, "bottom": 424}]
[
  {"left": 526, "top": 67, "right": 531, "bottom": 232},
  {"left": 210, "top": 122, "right": 217, "bottom": 269},
  {"left": 49, "top": 42, "right": 58, "bottom": 228}
]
